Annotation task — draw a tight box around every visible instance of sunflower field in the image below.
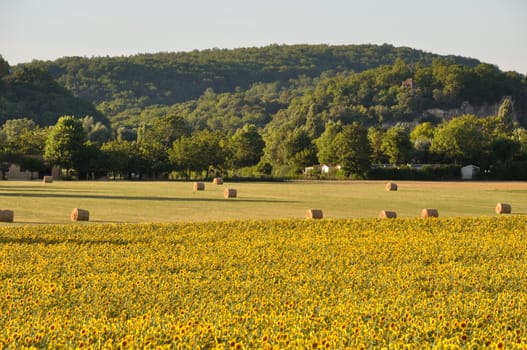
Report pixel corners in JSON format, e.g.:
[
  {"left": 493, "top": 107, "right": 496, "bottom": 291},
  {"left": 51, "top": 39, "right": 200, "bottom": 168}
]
[{"left": 1, "top": 216, "right": 526, "bottom": 349}]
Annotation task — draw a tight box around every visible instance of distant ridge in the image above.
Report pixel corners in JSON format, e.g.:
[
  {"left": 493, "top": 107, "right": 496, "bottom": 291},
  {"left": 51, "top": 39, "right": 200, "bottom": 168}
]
[{"left": 27, "top": 44, "right": 481, "bottom": 114}]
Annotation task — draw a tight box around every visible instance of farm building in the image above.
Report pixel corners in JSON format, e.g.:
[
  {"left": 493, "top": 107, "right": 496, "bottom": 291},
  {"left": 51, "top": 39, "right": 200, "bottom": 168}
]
[
  {"left": 461, "top": 164, "right": 480, "bottom": 180},
  {"left": 304, "top": 164, "right": 341, "bottom": 176},
  {"left": 5, "top": 163, "right": 60, "bottom": 180}
]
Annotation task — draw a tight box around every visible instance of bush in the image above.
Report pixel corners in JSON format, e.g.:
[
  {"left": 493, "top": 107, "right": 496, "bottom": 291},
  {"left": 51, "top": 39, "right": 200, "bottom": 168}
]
[
  {"left": 367, "top": 165, "right": 461, "bottom": 180},
  {"left": 482, "top": 161, "right": 527, "bottom": 180}
]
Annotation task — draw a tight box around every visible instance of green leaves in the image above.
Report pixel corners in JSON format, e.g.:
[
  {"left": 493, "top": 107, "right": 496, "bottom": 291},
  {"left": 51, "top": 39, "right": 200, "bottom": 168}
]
[{"left": 43, "top": 116, "right": 88, "bottom": 174}]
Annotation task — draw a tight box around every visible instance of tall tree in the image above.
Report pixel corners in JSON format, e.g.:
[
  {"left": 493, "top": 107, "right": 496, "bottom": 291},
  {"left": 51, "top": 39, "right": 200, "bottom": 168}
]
[
  {"left": 101, "top": 140, "right": 147, "bottom": 179},
  {"left": 43, "top": 116, "right": 88, "bottom": 176},
  {"left": 230, "top": 124, "right": 265, "bottom": 168},
  {"left": 410, "top": 122, "right": 435, "bottom": 163},
  {"left": 315, "top": 121, "right": 342, "bottom": 165},
  {"left": 1, "top": 118, "right": 36, "bottom": 142},
  {"left": 430, "top": 114, "right": 485, "bottom": 164},
  {"left": 334, "top": 122, "right": 371, "bottom": 177},
  {"left": 381, "top": 126, "right": 413, "bottom": 165},
  {"left": 497, "top": 97, "right": 514, "bottom": 131},
  {"left": 284, "top": 127, "right": 317, "bottom": 171},
  {"left": 367, "top": 126, "right": 386, "bottom": 164},
  {"left": 169, "top": 130, "right": 227, "bottom": 178},
  {"left": 82, "top": 116, "right": 111, "bottom": 144},
  {"left": 0, "top": 55, "right": 9, "bottom": 78}
]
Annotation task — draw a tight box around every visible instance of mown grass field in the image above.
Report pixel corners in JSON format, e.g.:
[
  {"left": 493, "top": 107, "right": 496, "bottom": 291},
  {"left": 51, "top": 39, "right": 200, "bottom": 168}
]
[
  {"left": 1, "top": 217, "right": 526, "bottom": 348},
  {"left": 0, "top": 180, "right": 526, "bottom": 224}
]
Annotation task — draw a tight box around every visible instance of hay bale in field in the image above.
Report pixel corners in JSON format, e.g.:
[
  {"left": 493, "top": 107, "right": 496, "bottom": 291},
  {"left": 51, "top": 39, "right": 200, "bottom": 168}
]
[
  {"left": 0, "top": 210, "right": 14, "bottom": 222},
  {"left": 193, "top": 182, "right": 205, "bottom": 191},
  {"left": 495, "top": 202, "right": 512, "bottom": 214},
  {"left": 385, "top": 182, "right": 398, "bottom": 191},
  {"left": 306, "top": 209, "right": 323, "bottom": 219},
  {"left": 379, "top": 210, "right": 397, "bottom": 219},
  {"left": 421, "top": 208, "right": 439, "bottom": 218},
  {"left": 213, "top": 177, "right": 223, "bottom": 185},
  {"left": 43, "top": 176, "right": 53, "bottom": 183},
  {"left": 224, "top": 188, "right": 237, "bottom": 198},
  {"left": 71, "top": 208, "right": 90, "bottom": 221}
]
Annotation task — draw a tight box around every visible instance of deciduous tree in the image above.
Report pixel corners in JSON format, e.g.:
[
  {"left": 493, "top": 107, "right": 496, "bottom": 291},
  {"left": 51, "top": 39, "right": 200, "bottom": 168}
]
[
  {"left": 43, "top": 116, "right": 87, "bottom": 176},
  {"left": 430, "top": 114, "right": 485, "bottom": 164},
  {"left": 230, "top": 124, "right": 265, "bottom": 168},
  {"left": 381, "top": 126, "right": 413, "bottom": 165},
  {"left": 334, "top": 122, "right": 371, "bottom": 177}
]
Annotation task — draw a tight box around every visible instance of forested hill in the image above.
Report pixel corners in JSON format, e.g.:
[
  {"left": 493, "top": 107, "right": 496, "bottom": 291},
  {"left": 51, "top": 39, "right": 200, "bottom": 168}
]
[
  {"left": 27, "top": 44, "right": 481, "bottom": 118},
  {"left": 0, "top": 58, "right": 108, "bottom": 126},
  {"left": 1, "top": 45, "right": 527, "bottom": 180}
]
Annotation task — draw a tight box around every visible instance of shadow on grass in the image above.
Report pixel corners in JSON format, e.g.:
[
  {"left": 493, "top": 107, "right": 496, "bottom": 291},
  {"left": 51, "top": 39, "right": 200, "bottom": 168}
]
[
  {"left": 0, "top": 192, "right": 297, "bottom": 203},
  {"left": 0, "top": 186, "right": 102, "bottom": 194}
]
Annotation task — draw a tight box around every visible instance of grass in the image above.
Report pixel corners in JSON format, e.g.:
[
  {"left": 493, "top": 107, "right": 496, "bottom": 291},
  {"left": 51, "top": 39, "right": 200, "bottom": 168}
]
[{"left": 0, "top": 180, "right": 526, "bottom": 224}]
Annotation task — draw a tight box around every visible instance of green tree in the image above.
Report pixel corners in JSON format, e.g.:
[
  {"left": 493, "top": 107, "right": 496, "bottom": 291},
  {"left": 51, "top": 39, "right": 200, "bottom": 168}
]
[
  {"left": 381, "top": 126, "right": 413, "bottom": 165},
  {"left": 101, "top": 140, "right": 146, "bottom": 179},
  {"left": 334, "top": 122, "right": 371, "bottom": 177},
  {"left": 169, "top": 135, "right": 200, "bottom": 178},
  {"left": 489, "top": 137, "right": 521, "bottom": 164},
  {"left": 430, "top": 114, "right": 485, "bottom": 164},
  {"left": 230, "top": 124, "right": 265, "bottom": 168},
  {"left": 410, "top": 122, "right": 435, "bottom": 163},
  {"left": 17, "top": 126, "right": 50, "bottom": 155},
  {"left": 82, "top": 116, "right": 111, "bottom": 144},
  {"left": 136, "top": 115, "right": 189, "bottom": 177},
  {"left": 43, "top": 116, "right": 88, "bottom": 176},
  {"left": 284, "top": 127, "right": 317, "bottom": 171},
  {"left": 497, "top": 97, "right": 514, "bottom": 131},
  {"left": 511, "top": 128, "right": 527, "bottom": 156},
  {"left": 314, "top": 121, "right": 342, "bottom": 165},
  {"left": 169, "top": 131, "right": 227, "bottom": 179},
  {"left": 1, "top": 118, "right": 36, "bottom": 142},
  {"left": 0, "top": 55, "right": 9, "bottom": 78},
  {"left": 410, "top": 122, "right": 434, "bottom": 143},
  {"left": 76, "top": 141, "right": 103, "bottom": 179},
  {"left": 0, "top": 120, "right": 49, "bottom": 180},
  {"left": 367, "top": 127, "right": 386, "bottom": 164}
]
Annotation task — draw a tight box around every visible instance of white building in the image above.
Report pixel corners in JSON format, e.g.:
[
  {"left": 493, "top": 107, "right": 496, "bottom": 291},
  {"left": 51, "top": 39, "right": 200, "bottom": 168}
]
[
  {"left": 5, "top": 163, "right": 60, "bottom": 180},
  {"left": 461, "top": 165, "right": 480, "bottom": 180}
]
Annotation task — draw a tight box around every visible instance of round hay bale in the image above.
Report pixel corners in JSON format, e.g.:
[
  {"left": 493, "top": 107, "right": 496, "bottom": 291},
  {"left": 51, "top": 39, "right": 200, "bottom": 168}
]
[
  {"left": 421, "top": 208, "right": 439, "bottom": 218},
  {"left": 71, "top": 208, "right": 90, "bottom": 221},
  {"left": 385, "top": 182, "right": 398, "bottom": 191},
  {"left": 213, "top": 177, "right": 224, "bottom": 185},
  {"left": 306, "top": 209, "right": 323, "bottom": 219},
  {"left": 43, "top": 176, "right": 53, "bottom": 183},
  {"left": 224, "top": 188, "right": 237, "bottom": 198},
  {"left": 193, "top": 182, "right": 205, "bottom": 191},
  {"left": 495, "top": 202, "right": 512, "bottom": 214},
  {"left": 0, "top": 209, "right": 14, "bottom": 222},
  {"left": 379, "top": 210, "right": 397, "bottom": 219}
]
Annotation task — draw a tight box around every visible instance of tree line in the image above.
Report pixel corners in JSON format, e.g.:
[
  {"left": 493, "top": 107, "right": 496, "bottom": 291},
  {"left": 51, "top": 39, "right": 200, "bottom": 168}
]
[
  {"left": 1, "top": 45, "right": 526, "bottom": 180},
  {"left": 1, "top": 100, "right": 526, "bottom": 181}
]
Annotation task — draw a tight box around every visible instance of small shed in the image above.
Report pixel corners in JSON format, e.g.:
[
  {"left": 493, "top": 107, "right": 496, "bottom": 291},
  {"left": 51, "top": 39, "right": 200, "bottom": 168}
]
[{"left": 461, "top": 165, "right": 480, "bottom": 180}]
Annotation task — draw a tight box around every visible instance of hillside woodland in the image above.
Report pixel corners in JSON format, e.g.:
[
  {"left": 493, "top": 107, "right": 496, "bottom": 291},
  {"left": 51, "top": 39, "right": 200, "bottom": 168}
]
[{"left": 0, "top": 44, "right": 526, "bottom": 180}]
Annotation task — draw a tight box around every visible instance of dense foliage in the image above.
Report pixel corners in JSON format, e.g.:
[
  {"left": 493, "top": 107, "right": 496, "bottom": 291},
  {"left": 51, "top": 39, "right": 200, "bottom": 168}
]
[
  {"left": 1, "top": 217, "right": 526, "bottom": 348},
  {"left": 0, "top": 45, "right": 526, "bottom": 180},
  {"left": 30, "top": 44, "right": 480, "bottom": 118},
  {"left": 0, "top": 56, "right": 108, "bottom": 127}
]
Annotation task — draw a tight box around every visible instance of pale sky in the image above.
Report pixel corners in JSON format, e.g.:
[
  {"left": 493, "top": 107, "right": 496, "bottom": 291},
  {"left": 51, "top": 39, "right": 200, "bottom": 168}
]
[{"left": 1, "top": 0, "right": 526, "bottom": 74}]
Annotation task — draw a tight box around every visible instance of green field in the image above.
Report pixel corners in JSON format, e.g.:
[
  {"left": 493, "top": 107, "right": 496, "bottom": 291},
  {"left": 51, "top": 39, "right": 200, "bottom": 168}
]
[{"left": 0, "top": 180, "right": 526, "bottom": 224}]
